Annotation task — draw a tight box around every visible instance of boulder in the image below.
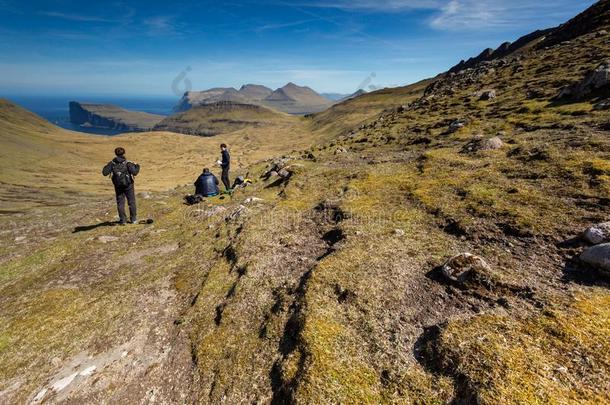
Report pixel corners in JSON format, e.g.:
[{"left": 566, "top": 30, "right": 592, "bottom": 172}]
[
  {"left": 478, "top": 90, "right": 497, "bottom": 100},
  {"left": 461, "top": 136, "right": 503, "bottom": 153},
  {"left": 441, "top": 253, "right": 495, "bottom": 288},
  {"left": 558, "top": 61, "right": 610, "bottom": 99},
  {"left": 580, "top": 243, "right": 610, "bottom": 275},
  {"left": 583, "top": 222, "right": 610, "bottom": 244},
  {"left": 334, "top": 147, "right": 348, "bottom": 155}
]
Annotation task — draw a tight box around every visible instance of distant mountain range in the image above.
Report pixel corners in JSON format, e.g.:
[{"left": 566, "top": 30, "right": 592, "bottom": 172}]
[{"left": 175, "top": 83, "right": 341, "bottom": 115}]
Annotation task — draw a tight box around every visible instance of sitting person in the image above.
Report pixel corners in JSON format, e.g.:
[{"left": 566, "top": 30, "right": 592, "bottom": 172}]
[{"left": 195, "top": 168, "right": 220, "bottom": 197}]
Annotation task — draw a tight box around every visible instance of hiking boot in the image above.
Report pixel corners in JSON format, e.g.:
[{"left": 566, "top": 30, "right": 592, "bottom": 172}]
[
  {"left": 130, "top": 218, "right": 138, "bottom": 224},
  {"left": 118, "top": 221, "right": 127, "bottom": 226}
]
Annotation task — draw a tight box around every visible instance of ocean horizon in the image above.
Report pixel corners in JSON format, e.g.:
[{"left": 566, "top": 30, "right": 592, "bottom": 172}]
[{"left": 4, "top": 94, "right": 179, "bottom": 135}]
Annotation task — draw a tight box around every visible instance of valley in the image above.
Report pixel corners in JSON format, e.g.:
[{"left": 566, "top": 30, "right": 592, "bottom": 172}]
[{"left": 1, "top": 1, "right": 610, "bottom": 404}]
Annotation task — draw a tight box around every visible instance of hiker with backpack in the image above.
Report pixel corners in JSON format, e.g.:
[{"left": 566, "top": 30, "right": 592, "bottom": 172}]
[
  {"left": 218, "top": 143, "right": 231, "bottom": 191},
  {"left": 102, "top": 147, "right": 140, "bottom": 225}
]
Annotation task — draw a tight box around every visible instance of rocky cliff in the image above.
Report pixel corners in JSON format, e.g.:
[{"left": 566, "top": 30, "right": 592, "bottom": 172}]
[{"left": 69, "top": 102, "right": 165, "bottom": 132}]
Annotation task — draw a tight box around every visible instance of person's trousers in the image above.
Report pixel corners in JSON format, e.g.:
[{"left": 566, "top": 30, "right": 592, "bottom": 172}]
[
  {"left": 221, "top": 166, "right": 231, "bottom": 190},
  {"left": 115, "top": 185, "right": 137, "bottom": 223}
]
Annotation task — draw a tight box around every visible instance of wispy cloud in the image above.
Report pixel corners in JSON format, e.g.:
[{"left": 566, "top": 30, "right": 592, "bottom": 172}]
[
  {"left": 292, "top": 0, "right": 595, "bottom": 30},
  {"left": 428, "top": 0, "right": 594, "bottom": 30},
  {"left": 39, "top": 11, "right": 123, "bottom": 23},
  {"left": 254, "top": 18, "right": 318, "bottom": 33},
  {"left": 143, "top": 15, "right": 182, "bottom": 36}
]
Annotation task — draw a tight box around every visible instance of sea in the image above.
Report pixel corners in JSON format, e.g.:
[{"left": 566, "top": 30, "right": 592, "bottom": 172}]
[{"left": 5, "top": 95, "right": 179, "bottom": 135}]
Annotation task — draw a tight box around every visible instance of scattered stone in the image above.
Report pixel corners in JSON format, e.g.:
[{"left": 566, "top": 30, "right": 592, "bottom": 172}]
[
  {"left": 14, "top": 236, "right": 26, "bottom": 242},
  {"left": 580, "top": 243, "right": 610, "bottom": 275},
  {"left": 277, "top": 168, "right": 291, "bottom": 179},
  {"left": 334, "top": 147, "right": 348, "bottom": 155},
  {"left": 558, "top": 61, "right": 610, "bottom": 99},
  {"left": 97, "top": 235, "right": 119, "bottom": 244},
  {"left": 594, "top": 98, "right": 610, "bottom": 110},
  {"left": 526, "top": 88, "right": 545, "bottom": 99},
  {"left": 225, "top": 205, "right": 247, "bottom": 222},
  {"left": 461, "top": 135, "right": 503, "bottom": 153},
  {"left": 583, "top": 222, "right": 610, "bottom": 245},
  {"left": 596, "top": 30, "right": 608, "bottom": 37},
  {"left": 448, "top": 119, "right": 468, "bottom": 133},
  {"left": 244, "top": 197, "right": 264, "bottom": 204},
  {"left": 195, "top": 206, "right": 226, "bottom": 218},
  {"left": 478, "top": 89, "right": 497, "bottom": 100},
  {"left": 394, "top": 229, "right": 405, "bottom": 237},
  {"left": 138, "top": 191, "right": 152, "bottom": 199},
  {"left": 440, "top": 253, "right": 495, "bottom": 288}
]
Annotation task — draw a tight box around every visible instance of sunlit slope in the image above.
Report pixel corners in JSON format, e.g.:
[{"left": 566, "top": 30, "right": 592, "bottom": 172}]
[{"left": 0, "top": 99, "right": 315, "bottom": 212}]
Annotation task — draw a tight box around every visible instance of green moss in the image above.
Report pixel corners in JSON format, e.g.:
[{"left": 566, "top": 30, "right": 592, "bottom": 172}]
[{"left": 438, "top": 292, "right": 610, "bottom": 404}]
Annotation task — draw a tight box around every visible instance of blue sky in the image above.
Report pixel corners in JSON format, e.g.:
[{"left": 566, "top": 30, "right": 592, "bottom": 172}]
[{"left": 0, "top": 0, "right": 597, "bottom": 96}]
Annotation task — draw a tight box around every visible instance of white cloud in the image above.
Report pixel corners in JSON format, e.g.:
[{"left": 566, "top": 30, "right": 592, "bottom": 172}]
[
  {"left": 293, "top": 0, "right": 595, "bottom": 30},
  {"left": 429, "top": 0, "right": 594, "bottom": 30}
]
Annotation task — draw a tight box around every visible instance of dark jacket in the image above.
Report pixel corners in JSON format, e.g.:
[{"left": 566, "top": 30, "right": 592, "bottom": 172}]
[
  {"left": 221, "top": 149, "right": 230, "bottom": 169},
  {"left": 195, "top": 172, "right": 220, "bottom": 196},
  {"left": 102, "top": 156, "right": 140, "bottom": 188}
]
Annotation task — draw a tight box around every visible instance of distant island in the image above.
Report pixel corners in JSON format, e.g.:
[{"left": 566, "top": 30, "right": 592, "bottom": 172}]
[{"left": 174, "top": 82, "right": 337, "bottom": 115}]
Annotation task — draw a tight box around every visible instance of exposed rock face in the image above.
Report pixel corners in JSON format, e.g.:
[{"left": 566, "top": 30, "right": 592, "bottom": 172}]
[
  {"left": 580, "top": 243, "right": 610, "bottom": 275},
  {"left": 448, "top": 29, "right": 552, "bottom": 74},
  {"left": 69, "top": 102, "right": 164, "bottom": 132},
  {"left": 558, "top": 61, "right": 610, "bottom": 99},
  {"left": 584, "top": 222, "right": 610, "bottom": 245}
]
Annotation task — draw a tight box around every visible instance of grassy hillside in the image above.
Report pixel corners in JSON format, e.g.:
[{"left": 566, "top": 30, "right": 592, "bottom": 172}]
[
  {"left": 307, "top": 78, "right": 434, "bottom": 138},
  {"left": 0, "top": 99, "right": 315, "bottom": 213},
  {"left": 154, "top": 101, "right": 297, "bottom": 136},
  {"left": 1, "top": 1, "right": 610, "bottom": 403}
]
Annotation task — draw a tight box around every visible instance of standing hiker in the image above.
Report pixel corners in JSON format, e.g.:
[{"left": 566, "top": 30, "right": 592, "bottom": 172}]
[
  {"left": 218, "top": 143, "right": 231, "bottom": 191},
  {"left": 102, "top": 147, "right": 140, "bottom": 225}
]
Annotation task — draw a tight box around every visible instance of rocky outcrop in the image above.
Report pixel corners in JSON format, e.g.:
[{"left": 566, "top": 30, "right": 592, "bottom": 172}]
[
  {"left": 580, "top": 243, "right": 610, "bottom": 275},
  {"left": 448, "top": 29, "right": 552, "bottom": 74},
  {"left": 536, "top": 0, "right": 610, "bottom": 48},
  {"left": 583, "top": 222, "right": 610, "bottom": 245},
  {"left": 557, "top": 61, "right": 610, "bottom": 99},
  {"left": 69, "top": 102, "right": 164, "bottom": 132}
]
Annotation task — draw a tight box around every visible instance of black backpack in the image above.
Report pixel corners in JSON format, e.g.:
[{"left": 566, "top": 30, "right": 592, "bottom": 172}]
[{"left": 112, "top": 161, "right": 133, "bottom": 188}]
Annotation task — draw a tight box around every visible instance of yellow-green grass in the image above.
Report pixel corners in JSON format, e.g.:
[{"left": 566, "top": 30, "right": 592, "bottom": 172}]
[{"left": 0, "top": 98, "right": 319, "bottom": 212}]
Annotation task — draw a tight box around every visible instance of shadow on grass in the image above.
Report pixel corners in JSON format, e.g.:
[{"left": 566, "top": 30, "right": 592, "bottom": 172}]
[{"left": 73, "top": 221, "right": 117, "bottom": 233}]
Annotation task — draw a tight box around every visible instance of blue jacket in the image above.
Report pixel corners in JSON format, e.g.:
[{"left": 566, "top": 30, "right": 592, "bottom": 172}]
[{"left": 195, "top": 172, "right": 220, "bottom": 196}]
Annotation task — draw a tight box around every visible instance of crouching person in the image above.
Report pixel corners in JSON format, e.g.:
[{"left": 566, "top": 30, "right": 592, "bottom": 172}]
[
  {"left": 102, "top": 147, "right": 140, "bottom": 225},
  {"left": 195, "top": 168, "right": 220, "bottom": 197}
]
